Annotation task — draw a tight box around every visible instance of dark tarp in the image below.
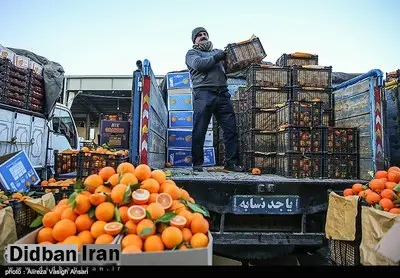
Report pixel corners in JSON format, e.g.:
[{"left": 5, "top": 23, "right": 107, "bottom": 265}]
[{"left": 7, "top": 47, "right": 65, "bottom": 119}]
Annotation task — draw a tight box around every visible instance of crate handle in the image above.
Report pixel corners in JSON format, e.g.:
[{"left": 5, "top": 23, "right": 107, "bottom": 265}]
[
  {"left": 291, "top": 52, "right": 313, "bottom": 58},
  {"left": 301, "top": 65, "right": 327, "bottom": 69}
]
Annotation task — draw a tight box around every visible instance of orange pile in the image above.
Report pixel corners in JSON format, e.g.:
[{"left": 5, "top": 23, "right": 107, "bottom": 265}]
[
  {"left": 35, "top": 162, "right": 210, "bottom": 254},
  {"left": 343, "top": 166, "right": 400, "bottom": 214}
]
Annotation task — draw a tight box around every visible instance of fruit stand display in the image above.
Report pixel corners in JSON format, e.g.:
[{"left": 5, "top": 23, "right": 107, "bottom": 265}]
[
  {"left": 12, "top": 162, "right": 212, "bottom": 265},
  {"left": 325, "top": 166, "right": 400, "bottom": 266}
]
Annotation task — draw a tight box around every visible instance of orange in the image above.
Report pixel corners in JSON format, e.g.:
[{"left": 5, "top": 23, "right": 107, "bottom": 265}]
[
  {"left": 74, "top": 194, "right": 91, "bottom": 215},
  {"left": 251, "top": 168, "right": 261, "bottom": 175},
  {"left": 190, "top": 233, "right": 209, "bottom": 248},
  {"left": 151, "top": 169, "right": 166, "bottom": 185},
  {"left": 366, "top": 191, "right": 381, "bottom": 205},
  {"left": 98, "top": 167, "right": 116, "bottom": 182},
  {"left": 95, "top": 234, "right": 114, "bottom": 244},
  {"left": 190, "top": 217, "right": 209, "bottom": 234},
  {"left": 61, "top": 207, "right": 78, "bottom": 222},
  {"left": 178, "top": 210, "right": 193, "bottom": 228},
  {"left": 107, "top": 174, "right": 120, "bottom": 188},
  {"left": 118, "top": 206, "right": 129, "bottom": 224},
  {"left": 379, "top": 198, "right": 394, "bottom": 211},
  {"left": 122, "top": 245, "right": 142, "bottom": 253},
  {"left": 104, "top": 222, "right": 123, "bottom": 236},
  {"left": 169, "top": 200, "right": 186, "bottom": 213},
  {"left": 180, "top": 189, "right": 190, "bottom": 201},
  {"left": 52, "top": 219, "right": 77, "bottom": 242},
  {"left": 351, "top": 183, "right": 364, "bottom": 194},
  {"left": 75, "top": 214, "right": 94, "bottom": 232},
  {"left": 343, "top": 188, "right": 354, "bottom": 196},
  {"left": 62, "top": 236, "right": 83, "bottom": 251},
  {"left": 385, "top": 182, "right": 397, "bottom": 190},
  {"left": 39, "top": 241, "right": 53, "bottom": 244},
  {"left": 149, "top": 193, "right": 159, "bottom": 204},
  {"left": 95, "top": 202, "right": 115, "bottom": 222},
  {"left": 84, "top": 174, "right": 104, "bottom": 193},
  {"left": 369, "top": 179, "right": 385, "bottom": 193},
  {"left": 77, "top": 231, "right": 94, "bottom": 244},
  {"left": 181, "top": 228, "right": 193, "bottom": 242},
  {"left": 140, "top": 178, "right": 160, "bottom": 194},
  {"left": 132, "top": 189, "right": 150, "bottom": 205},
  {"left": 156, "top": 193, "right": 172, "bottom": 209},
  {"left": 37, "top": 227, "right": 55, "bottom": 243},
  {"left": 389, "top": 208, "right": 400, "bottom": 214},
  {"left": 42, "top": 211, "right": 61, "bottom": 228},
  {"left": 122, "top": 234, "right": 143, "bottom": 250},
  {"left": 161, "top": 226, "right": 183, "bottom": 249},
  {"left": 111, "top": 184, "right": 128, "bottom": 205},
  {"left": 136, "top": 219, "right": 156, "bottom": 239},
  {"left": 143, "top": 235, "right": 164, "bottom": 252},
  {"left": 134, "top": 164, "right": 152, "bottom": 182},
  {"left": 388, "top": 170, "right": 400, "bottom": 183},
  {"left": 90, "top": 220, "right": 107, "bottom": 239},
  {"left": 146, "top": 203, "right": 165, "bottom": 220},
  {"left": 380, "top": 189, "right": 396, "bottom": 200},
  {"left": 169, "top": 215, "right": 187, "bottom": 229},
  {"left": 162, "top": 184, "right": 182, "bottom": 200},
  {"left": 89, "top": 193, "right": 107, "bottom": 206},
  {"left": 375, "top": 170, "right": 388, "bottom": 179},
  {"left": 124, "top": 220, "right": 137, "bottom": 234},
  {"left": 127, "top": 205, "right": 146, "bottom": 222},
  {"left": 119, "top": 173, "right": 139, "bottom": 186},
  {"left": 117, "top": 162, "right": 136, "bottom": 175},
  {"left": 94, "top": 185, "right": 112, "bottom": 194}
]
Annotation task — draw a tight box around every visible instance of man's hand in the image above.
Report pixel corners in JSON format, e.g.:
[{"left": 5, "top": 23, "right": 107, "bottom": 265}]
[{"left": 213, "top": 50, "right": 227, "bottom": 63}]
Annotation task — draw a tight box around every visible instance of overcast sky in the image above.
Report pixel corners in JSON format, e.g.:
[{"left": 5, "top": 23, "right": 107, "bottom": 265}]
[{"left": 2, "top": 0, "right": 399, "bottom": 76}]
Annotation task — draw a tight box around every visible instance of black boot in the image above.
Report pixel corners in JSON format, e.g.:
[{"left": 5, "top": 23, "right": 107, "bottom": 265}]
[
  {"left": 224, "top": 164, "right": 245, "bottom": 172},
  {"left": 193, "top": 165, "right": 203, "bottom": 172}
]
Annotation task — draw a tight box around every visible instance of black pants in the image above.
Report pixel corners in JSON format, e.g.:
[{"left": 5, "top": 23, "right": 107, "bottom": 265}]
[{"left": 192, "top": 89, "right": 239, "bottom": 166}]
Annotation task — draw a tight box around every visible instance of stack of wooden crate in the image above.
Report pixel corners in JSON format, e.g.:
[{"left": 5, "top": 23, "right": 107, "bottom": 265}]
[{"left": 240, "top": 64, "right": 292, "bottom": 173}]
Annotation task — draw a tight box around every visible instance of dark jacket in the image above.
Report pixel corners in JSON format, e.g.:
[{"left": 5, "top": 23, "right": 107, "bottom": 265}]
[{"left": 185, "top": 48, "right": 227, "bottom": 91}]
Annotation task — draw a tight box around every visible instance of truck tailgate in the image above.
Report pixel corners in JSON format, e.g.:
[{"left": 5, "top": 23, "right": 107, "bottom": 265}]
[{"left": 171, "top": 167, "right": 365, "bottom": 246}]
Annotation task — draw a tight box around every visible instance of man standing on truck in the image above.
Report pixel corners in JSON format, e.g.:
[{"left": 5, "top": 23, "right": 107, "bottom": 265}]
[{"left": 185, "top": 27, "right": 244, "bottom": 172}]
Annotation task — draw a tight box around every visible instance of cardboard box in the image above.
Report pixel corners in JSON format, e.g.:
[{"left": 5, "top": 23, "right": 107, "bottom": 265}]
[
  {"left": 118, "top": 232, "right": 213, "bottom": 265},
  {"left": 167, "top": 72, "right": 191, "bottom": 90},
  {"left": 167, "top": 147, "right": 216, "bottom": 167},
  {"left": 0, "top": 151, "right": 40, "bottom": 193},
  {"left": 167, "top": 129, "right": 213, "bottom": 148},
  {"left": 0, "top": 45, "right": 16, "bottom": 62},
  {"left": 167, "top": 93, "right": 193, "bottom": 111},
  {"left": 29, "top": 60, "right": 44, "bottom": 75},
  {"left": 169, "top": 111, "right": 213, "bottom": 129},
  {"left": 14, "top": 55, "right": 30, "bottom": 69}
]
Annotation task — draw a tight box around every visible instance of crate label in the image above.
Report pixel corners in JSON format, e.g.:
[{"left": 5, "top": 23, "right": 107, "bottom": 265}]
[
  {"left": 167, "top": 129, "right": 213, "bottom": 148},
  {"left": 167, "top": 72, "right": 191, "bottom": 90},
  {"left": 167, "top": 147, "right": 215, "bottom": 167},
  {"left": 167, "top": 93, "right": 193, "bottom": 111},
  {"left": 169, "top": 111, "right": 212, "bottom": 129}
]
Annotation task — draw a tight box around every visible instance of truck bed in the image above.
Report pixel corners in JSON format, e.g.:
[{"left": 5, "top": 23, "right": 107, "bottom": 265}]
[{"left": 168, "top": 166, "right": 365, "bottom": 185}]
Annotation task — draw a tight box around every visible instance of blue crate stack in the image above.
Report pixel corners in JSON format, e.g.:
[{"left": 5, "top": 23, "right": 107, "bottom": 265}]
[{"left": 165, "top": 71, "right": 215, "bottom": 167}]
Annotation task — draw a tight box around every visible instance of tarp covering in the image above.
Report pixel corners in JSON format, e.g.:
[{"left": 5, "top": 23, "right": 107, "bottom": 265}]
[{"left": 7, "top": 47, "right": 65, "bottom": 119}]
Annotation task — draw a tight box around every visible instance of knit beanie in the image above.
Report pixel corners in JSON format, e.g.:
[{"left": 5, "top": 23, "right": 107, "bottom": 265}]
[{"left": 192, "top": 27, "right": 208, "bottom": 43}]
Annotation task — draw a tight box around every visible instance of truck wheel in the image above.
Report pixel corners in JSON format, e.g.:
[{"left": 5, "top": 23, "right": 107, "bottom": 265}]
[{"left": 213, "top": 245, "right": 295, "bottom": 261}]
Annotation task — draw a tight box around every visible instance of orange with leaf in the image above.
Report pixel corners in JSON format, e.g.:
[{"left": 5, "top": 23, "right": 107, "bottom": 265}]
[
  {"left": 341, "top": 166, "right": 400, "bottom": 214},
  {"left": 26, "top": 163, "right": 210, "bottom": 253}
]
